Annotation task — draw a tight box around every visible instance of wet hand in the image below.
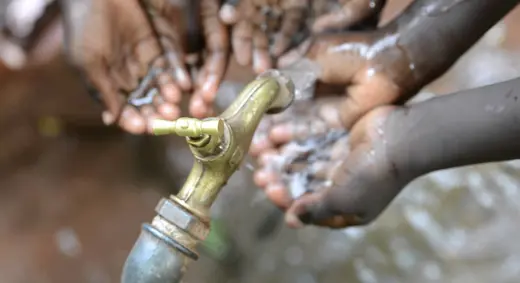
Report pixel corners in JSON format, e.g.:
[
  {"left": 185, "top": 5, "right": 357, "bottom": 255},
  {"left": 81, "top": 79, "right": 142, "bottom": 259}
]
[
  {"left": 252, "top": 99, "right": 408, "bottom": 228},
  {"left": 278, "top": 30, "right": 418, "bottom": 130},
  {"left": 219, "top": 0, "right": 309, "bottom": 74},
  {"left": 312, "top": 0, "right": 387, "bottom": 33},
  {"left": 62, "top": 0, "right": 189, "bottom": 134}
]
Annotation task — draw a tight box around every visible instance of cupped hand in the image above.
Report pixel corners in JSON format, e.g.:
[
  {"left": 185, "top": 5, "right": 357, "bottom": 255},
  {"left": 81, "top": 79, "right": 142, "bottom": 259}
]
[
  {"left": 278, "top": 30, "right": 418, "bottom": 130},
  {"left": 253, "top": 98, "right": 410, "bottom": 228},
  {"left": 219, "top": 0, "right": 309, "bottom": 74}
]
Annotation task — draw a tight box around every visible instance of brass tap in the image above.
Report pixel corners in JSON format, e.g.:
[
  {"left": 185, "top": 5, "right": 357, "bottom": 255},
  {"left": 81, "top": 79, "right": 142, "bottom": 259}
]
[{"left": 121, "top": 70, "right": 295, "bottom": 283}]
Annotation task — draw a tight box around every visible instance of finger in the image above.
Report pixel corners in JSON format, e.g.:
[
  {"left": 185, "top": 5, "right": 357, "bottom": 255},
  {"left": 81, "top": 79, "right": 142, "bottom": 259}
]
[
  {"left": 340, "top": 73, "right": 401, "bottom": 129},
  {"left": 269, "top": 119, "right": 328, "bottom": 144},
  {"left": 253, "top": 169, "right": 279, "bottom": 188},
  {"left": 266, "top": 182, "right": 293, "bottom": 209},
  {"left": 251, "top": 131, "right": 275, "bottom": 156},
  {"left": 159, "top": 37, "right": 192, "bottom": 90},
  {"left": 189, "top": 94, "right": 210, "bottom": 118},
  {"left": 141, "top": 105, "right": 160, "bottom": 133},
  {"left": 125, "top": 55, "right": 142, "bottom": 82},
  {"left": 140, "top": 105, "right": 155, "bottom": 117},
  {"left": 258, "top": 149, "right": 280, "bottom": 167},
  {"left": 286, "top": 161, "right": 329, "bottom": 179},
  {"left": 131, "top": 34, "right": 163, "bottom": 82},
  {"left": 153, "top": 95, "right": 180, "bottom": 120},
  {"left": 199, "top": 0, "right": 229, "bottom": 103},
  {"left": 110, "top": 56, "right": 138, "bottom": 92},
  {"left": 251, "top": 117, "right": 276, "bottom": 155},
  {"left": 277, "top": 38, "right": 313, "bottom": 67},
  {"left": 232, "top": 20, "right": 254, "bottom": 66},
  {"left": 145, "top": 1, "right": 192, "bottom": 90},
  {"left": 252, "top": 29, "right": 271, "bottom": 73},
  {"left": 157, "top": 73, "right": 182, "bottom": 103},
  {"left": 270, "top": 8, "right": 305, "bottom": 57},
  {"left": 312, "top": 0, "right": 383, "bottom": 33},
  {"left": 86, "top": 64, "right": 125, "bottom": 123},
  {"left": 118, "top": 105, "right": 147, "bottom": 134}
]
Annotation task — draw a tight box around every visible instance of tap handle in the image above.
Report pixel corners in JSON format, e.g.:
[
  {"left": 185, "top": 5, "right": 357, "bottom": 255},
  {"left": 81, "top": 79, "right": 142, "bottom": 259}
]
[{"left": 152, "top": 117, "right": 225, "bottom": 138}]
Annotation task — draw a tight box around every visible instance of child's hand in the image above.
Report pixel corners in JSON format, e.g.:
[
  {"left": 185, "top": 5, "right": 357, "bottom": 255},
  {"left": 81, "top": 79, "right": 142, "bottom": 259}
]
[{"left": 252, "top": 99, "right": 408, "bottom": 228}]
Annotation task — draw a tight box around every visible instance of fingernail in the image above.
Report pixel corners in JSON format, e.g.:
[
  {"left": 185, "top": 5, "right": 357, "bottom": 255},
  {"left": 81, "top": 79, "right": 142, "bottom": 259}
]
[
  {"left": 158, "top": 103, "right": 180, "bottom": 120},
  {"left": 121, "top": 107, "right": 146, "bottom": 134},
  {"left": 254, "top": 170, "right": 270, "bottom": 187},
  {"left": 278, "top": 50, "right": 299, "bottom": 68},
  {"left": 253, "top": 51, "right": 269, "bottom": 74},
  {"left": 190, "top": 97, "right": 208, "bottom": 118},
  {"left": 202, "top": 75, "right": 218, "bottom": 99},
  {"left": 102, "top": 111, "right": 115, "bottom": 125}
]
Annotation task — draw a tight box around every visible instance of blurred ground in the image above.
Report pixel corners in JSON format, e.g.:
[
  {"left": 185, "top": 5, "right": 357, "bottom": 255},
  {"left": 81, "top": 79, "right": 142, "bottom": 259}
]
[{"left": 1, "top": 1, "right": 520, "bottom": 283}]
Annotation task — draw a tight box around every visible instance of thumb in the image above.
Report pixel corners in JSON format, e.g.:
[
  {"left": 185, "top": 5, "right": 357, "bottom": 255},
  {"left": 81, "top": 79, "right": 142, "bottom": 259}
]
[
  {"left": 340, "top": 74, "right": 402, "bottom": 129},
  {"left": 285, "top": 190, "right": 362, "bottom": 229}
]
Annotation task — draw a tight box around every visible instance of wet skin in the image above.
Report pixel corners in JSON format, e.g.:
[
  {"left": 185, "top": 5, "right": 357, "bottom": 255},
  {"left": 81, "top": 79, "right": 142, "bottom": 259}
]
[
  {"left": 218, "top": 0, "right": 385, "bottom": 74},
  {"left": 60, "top": 0, "right": 228, "bottom": 133},
  {"left": 311, "top": 0, "right": 387, "bottom": 33},
  {"left": 251, "top": 0, "right": 520, "bottom": 228},
  {"left": 288, "top": 77, "right": 520, "bottom": 228}
]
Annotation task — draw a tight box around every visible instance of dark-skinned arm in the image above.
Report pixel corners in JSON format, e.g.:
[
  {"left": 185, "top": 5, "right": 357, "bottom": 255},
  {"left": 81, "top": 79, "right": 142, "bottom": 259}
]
[
  {"left": 387, "top": 0, "right": 519, "bottom": 93},
  {"left": 388, "top": 77, "right": 520, "bottom": 180},
  {"left": 291, "top": 77, "right": 520, "bottom": 228}
]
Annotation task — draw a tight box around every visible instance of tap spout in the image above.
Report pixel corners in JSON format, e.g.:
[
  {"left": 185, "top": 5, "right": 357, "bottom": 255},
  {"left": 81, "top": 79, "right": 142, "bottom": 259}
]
[{"left": 122, "top": 70, "right": 295, "bottom": 283}]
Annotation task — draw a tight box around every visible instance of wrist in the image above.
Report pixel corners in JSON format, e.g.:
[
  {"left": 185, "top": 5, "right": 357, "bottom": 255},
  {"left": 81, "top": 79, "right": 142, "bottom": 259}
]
[{"left": 383, "top": 106, "right": 432, "bottom": 183}]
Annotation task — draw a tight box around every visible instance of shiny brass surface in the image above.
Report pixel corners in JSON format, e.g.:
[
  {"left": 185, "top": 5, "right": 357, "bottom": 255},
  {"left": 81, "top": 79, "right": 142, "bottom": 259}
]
[
  {"left": 153, "top": 70, "right": 295, "bottom": 216},
  {"left": 121, "top": 71, "right": 295, "bottom": 283}
]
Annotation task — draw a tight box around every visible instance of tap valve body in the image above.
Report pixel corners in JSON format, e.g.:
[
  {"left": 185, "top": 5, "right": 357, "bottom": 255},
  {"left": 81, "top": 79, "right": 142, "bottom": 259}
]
[{"left": 121, "top": 70, "right": 295, "bottom": 283}]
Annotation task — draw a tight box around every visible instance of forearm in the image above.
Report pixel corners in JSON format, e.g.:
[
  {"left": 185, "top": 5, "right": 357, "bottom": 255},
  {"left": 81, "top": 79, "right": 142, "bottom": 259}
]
[
  {"left": 385, "top": 0, "right": 519, "bottom": 89},
  {"left": 387, "top": 77, "right": 520, "bottom": 179}
]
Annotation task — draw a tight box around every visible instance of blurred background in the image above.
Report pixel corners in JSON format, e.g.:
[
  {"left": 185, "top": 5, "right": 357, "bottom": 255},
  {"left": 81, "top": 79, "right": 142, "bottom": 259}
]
[{"left": 1, "top": 0, "right": 520, "bottom": 282}]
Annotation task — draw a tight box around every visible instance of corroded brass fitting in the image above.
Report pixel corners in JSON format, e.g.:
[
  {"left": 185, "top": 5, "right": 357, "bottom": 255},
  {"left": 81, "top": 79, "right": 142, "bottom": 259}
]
[{"left": 121, "top": 70, "right": 295, "bottom": 283}]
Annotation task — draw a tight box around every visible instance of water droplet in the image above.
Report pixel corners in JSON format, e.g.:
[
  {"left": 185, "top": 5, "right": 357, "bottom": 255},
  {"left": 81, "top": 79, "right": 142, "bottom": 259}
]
[
  {"left": 369, "top": 0, "right": 376, "bottom": 8},
  {"left": 409, "top": 63, "right": 415, "bottom": 70}
]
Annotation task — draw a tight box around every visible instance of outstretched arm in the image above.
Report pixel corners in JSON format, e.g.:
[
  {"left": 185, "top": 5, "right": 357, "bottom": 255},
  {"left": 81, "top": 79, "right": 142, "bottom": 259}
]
[
  {"left": 279, "top": 77, "right": 520, "bottom": 228},
  {"left": 388, "top": 77, "right": 520, "bottom": 180},
  {"left": 387, "top": 0, "right": 519, "bottom": 92}
]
